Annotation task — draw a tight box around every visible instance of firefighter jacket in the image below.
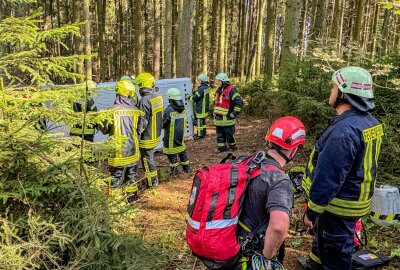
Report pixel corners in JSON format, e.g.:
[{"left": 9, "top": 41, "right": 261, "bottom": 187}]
[
  {"left": 213, "top": 84, "right": 243, "bottom": 126},
  {"left": 193, "top": 82, "right": 210, "bottom": 118},
  {"left": 303, "top": 109, "right": 383, "bottom": 220},
  {"left": 138, "top": 91, "right": 164, "bottom": 149},
  {"left": 70, "top": 95, "right": 97, "bottom": 136},
  {"left": 162, "top": 100, "right": 187, "bottom": 155},
  {"left": 100, "top": 95, "right": 145, "bottom": 167}
]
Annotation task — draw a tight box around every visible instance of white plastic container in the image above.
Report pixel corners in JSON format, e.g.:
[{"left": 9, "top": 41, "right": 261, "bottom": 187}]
[{"left": 370, "top": 185, "right": 400, "bottom": 226}]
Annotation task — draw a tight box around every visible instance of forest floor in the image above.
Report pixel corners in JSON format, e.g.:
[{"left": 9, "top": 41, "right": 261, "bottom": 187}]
[{"left": 124, "top": 116, "right": 399, "bottom": 270}]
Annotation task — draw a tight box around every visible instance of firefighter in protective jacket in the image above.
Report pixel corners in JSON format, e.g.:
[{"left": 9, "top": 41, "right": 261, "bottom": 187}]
[
  {"left": 213, "top": 73, "right": 243, "bottom": 153},
  {"left": 134, "top": 72, "right": 163, "bottom": 188},
  {"left": 100, "top": 79, "right": 144, "bottom": 202},
  {"left": 70, "top": 81, "right": 98, "bottom": 142},
  {"left": 163, "top": 88, "right": 190, "bottom": 175},
  {"left": 298, "top": 67, "right": 383, "bottom": 270},
  {"left": 192, "top": 73, "right": 210, "bottom": 140}
]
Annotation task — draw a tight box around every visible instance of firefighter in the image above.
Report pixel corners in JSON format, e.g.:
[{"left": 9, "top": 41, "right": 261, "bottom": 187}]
[
  {"left": 298, "top": 67, "right": 383, "bottom": 270},
  {"left": 100, "top": 79, "right": 144, "bottom": 203},
  {"left": 163, "top": 88, "right": 190, "bottom": 175},
  {"left": 192, "top": 73, "right": 210, "bottom": 140},
  {"left": 134, "top": 72, "right": 163, "bottom": 188},
  {"left": 70, "top": 81, "right": 98, "bottom": 142},
  {"left": 238, "top": 116, "right": 306, "bottom": 270},
  {"left": 213, "top": 73, "right": 243, "bottom": 153}
]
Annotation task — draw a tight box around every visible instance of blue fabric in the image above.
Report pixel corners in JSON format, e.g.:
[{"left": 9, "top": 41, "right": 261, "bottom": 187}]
[
  {"left": 306, "top": 109, "right": 381, "bottom": 221},
  {"left": 193, "top": 82, "right": 210, "bottom": 115},
  {"left": 311, "top": 212, "right": 357, "bottom": 270}
]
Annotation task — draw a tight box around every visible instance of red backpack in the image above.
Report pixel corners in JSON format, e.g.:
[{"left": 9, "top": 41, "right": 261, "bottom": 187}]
[{"left": 185, "top": 152, "right": 282, "bottom": 269}]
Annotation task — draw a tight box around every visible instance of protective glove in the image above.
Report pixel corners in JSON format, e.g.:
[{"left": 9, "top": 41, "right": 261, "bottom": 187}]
[
  {"left": 185, "top": 94, "right": 192, "bottom": 101},
  {"left": 251, "top": 253, "right": 286, "bottom": 270},
  {"left": 229, "top": 113, "right": 236, "bottom": 119}
]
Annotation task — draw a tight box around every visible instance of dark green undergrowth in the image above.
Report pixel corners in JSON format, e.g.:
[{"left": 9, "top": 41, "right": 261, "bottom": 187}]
[{"left": 241, "top": 51, "right": 400, "bottom": 185}]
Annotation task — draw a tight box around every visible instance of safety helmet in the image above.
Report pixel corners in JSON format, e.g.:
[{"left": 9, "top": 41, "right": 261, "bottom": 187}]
[
  {"left": 115, "top": 80, "right": 135, "bottom": 97},
  {"left": 134, "top": 72, "right": 155, "bottom": 89},
  {"left": 332, "top": 67, "right": 375, "bottom": 112},
  {"left": 198, "top": 73, "right": 209, "bottom": 82},
  {"left": 120, "top": 75, "right": 132, "bottom": 81},
  {"left": 167, "top": 88, "right": 182, "bottom": 101},
  {"left": 265, "top": 116, "right": 306, "bottom": 150},
  {"left": 215, "top": 73, "right": 230, "bottom": 83}
]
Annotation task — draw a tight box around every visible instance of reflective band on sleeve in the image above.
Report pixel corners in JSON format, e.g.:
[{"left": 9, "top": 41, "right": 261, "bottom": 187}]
[
  {"left": 231, "top": 93, "right": 240, "bottom": 100},
  {"left": 205, "top": 216, "right": 239, "bottom": 229},
  {"left": 308, "top": 200, "right": 325, "bottom": 214},
  {"left": 234, "top": 106, "right": 241, "bottom": 112}
]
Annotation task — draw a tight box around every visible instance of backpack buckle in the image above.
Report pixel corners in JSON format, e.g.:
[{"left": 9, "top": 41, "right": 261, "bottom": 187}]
[{"left": 248, "top": 151, "right": 266, "bottom": 170}]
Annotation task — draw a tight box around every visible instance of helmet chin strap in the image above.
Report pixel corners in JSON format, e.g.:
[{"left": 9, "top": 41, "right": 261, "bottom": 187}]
[
  {"left": 333, "top": 89, "right": 348, "bottom": 108},
  {"left": 272, "top": 145, "right": 293, "bottom": 164}
]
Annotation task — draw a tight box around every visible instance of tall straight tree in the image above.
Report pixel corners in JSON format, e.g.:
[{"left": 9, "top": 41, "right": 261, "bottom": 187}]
[
  {"left": 312, "top": 0, "right": 329, "bottom": 39},
  {"left": 217, "top": 0, "right": 226, "bottom": 73},
  {"left": 176, "top": 0, "right": 194, "bottom": 77},
  {"left": 83, "top": 0, "right": 92, "bottom": 80},
  {"left": 353, "top": 0, "right": 364, "bottom": 42},
  {"left": 263, "top": 0, "right": 277, "bottom": 83},
  {"left": 134, "top": 0, "right": 143, "bottom": 74},
  {"left": 255, "top": 0, "right": 265, "bottom": 76},
  {"left": 153, "top": 0, "right": 161, "bottom": 78},
  {"left": 164, "top": 0, "right": 172, "bottom": 78},
  {"left": 279, "top": 0, "right": 301, "bottom": 87},
  {"left": 201, "top": 0, "right": 208, "bottom": 73},
  {"left": 97, "top": 0, "right": 106, "bottom": 80}
]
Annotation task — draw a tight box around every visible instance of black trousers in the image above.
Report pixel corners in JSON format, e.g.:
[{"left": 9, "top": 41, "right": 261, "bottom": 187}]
[
  {"left": 216, "top": 125, "right": 236, "bottom": 151},
  {"left": 309, "top": 213, "right": 357, "bottom": 270},
  {"left": 166, "top": 150, "right": 190, "bottom": 172},
  {"left": 109, "top": 164, "right": 138, "bottom": 192}
]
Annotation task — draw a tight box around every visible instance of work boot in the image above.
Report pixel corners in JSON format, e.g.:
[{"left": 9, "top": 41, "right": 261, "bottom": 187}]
[
  {"left": 193, "top": 135, "right": 205, "bottom": 140},
  {"left": 297, "top": 256, "right": 322, "bottom": 270},
  {"left": 151, "top": 177, "right": 160, "bottom": 187},
  {"left": 110, "top": 177, "right": 123, "bottom": 189},
  {"left": 214, "top": 147, "right": 228, "bottom": 154},
  {"left": 229, "top": 145, "right": 237, "bottom": 151},
  {"left": 126, "top": 192, "right": 139, "bottom": 204},
  {"left": 170, "top": 167, "right": 179, "bottom": 176},
  {"left": 182, "top": 165, "right": 191, "bottom": 173}
]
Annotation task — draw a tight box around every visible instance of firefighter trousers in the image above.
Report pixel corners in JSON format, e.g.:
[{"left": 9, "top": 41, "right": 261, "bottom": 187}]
[
  {"left": 196, "top": 118, "right": 207, "bottom": 138},
  {"left": 166, "top": 151, "right": 190, "bottom": 174},
  {"left": 109, "top": 164, "right": 138, "bottom": 192},
  {"left": 216, "top": 125, "right": 236, "bottom": 151},
  {"left": 140, "top": 148, "right": 159, "bottom": 187},
  {"left": 309, "top": 212, "right": 357, "bottom": 270}
]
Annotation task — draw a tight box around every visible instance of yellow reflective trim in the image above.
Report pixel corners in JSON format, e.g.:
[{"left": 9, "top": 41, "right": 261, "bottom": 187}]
[
  {"left": 387, "top": 214, "right": 395, "bottom": 221},
  {"left": 360, "top": 141, "right": 373, "bottom": 201},
  {"left": 330, "top": 197, "right": 372, "bottom": 209},
  {"left": 238, "top": 220, "right": 251, "bottom": 232},
  {"left": 108, "top": 154, "right": 139, "bottom": 167},
  {"left": 163, "top": 145, "right": 187, "bottom": 154},
  {"left": 170, "top": 162, "right": 180, "bottom": 168},
  {"left": 214, "top": 116, "right": 235, "bottom": 126},
  {"left": 308, "top": 200, "right": 325, "bottom": 214},
  {"left": 233, "top": 106, "right": 241, "bottom": 112},
  {"left": 362, "top": 124, "right": 384, "bottom": 143},
  {"left": 307, "top": 148, "right": 316, "bottom": 173},
  {"left": 310, "top": 252, "right": 321, "bottom": 264},
  {"left": 139, "top": 138, "right": 159, "bottom": 149},
  {"left": 373, "top": 212, "right": 380, "bottom": 219},
  {"left": 181, "top": 160, "right": 190, "bottom": 165},
  {"left": 325, "top": 204, "right": 370, "bottom": 217},
  {"left": 231, "top": 93, "right": 240, "bottom": 100},
  {"left": 196, "top": 113, "right": 208, "bottom": 118},
  {"left": 115, "top": 115, "right": 123, "bottom": 158}
]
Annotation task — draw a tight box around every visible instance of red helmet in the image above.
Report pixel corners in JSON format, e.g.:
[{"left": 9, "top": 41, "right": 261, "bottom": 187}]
[{"left": 265, "top": 116, "right": 306, "bottom": 150}]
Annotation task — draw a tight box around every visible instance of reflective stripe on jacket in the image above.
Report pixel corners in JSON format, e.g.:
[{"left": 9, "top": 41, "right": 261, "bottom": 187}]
[
  {"left": 193, "top": 82, "right": 210, "bottom": 118},
  {"left": 213, "top": 84, "right": 243, "bottom": 126},
  {"left": 101, "top": 95, "right": 145, "bottom": 167},
  {"left": 303, "top": 109, "right": 383, "bottom": 219},
  {"left": 139, "top": 91, "right": 164, "bottom": 149},
  {"left": 162, "top": 104, "right": 187, "bottom": 155}
]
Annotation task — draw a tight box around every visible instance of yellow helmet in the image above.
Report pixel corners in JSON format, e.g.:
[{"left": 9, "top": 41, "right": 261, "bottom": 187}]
[
  {"left": 134, "top": 72, "right": 155, "bottom": 89},
  {"left": 115, "top": 80, "right": 135, "bottom": 97}
]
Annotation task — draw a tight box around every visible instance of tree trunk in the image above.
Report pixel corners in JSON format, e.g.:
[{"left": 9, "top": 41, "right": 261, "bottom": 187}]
[
  {"left": 201, "top": 0, "right": 208, "bottom": 74},
  {"left": 263, "top": 0, "right": 277, "bottom": 83},
  {"left": 239, "top": 0, "right": 247, "bottom": 79},
  {"left": 97, "top": 0, "right": 106, "bottom": 81},
  {"left": 83, "top": 0, "right": 92, "bottom": 80},
  {"left": 164, "top": 0, "right": 172, "bottom": 78},
  {"left": 331, "top": 0, "right": 341, "bottom": 40},
  {"left": 134, "top": 0, "right": 143, "bottom": 74},
  {"left": 176, "top": 0, "right": 194, "bottom": 77},
  {"left": 255, "top": 0, "right": 265, "bottom": 77},
  {"left": 370, "top": 2, "right": 379, "bottom": 60},
  {"left": 210, "top": 0, "right": 219, "bottom": 76},
  {"left": 279, "top": 0, "right": 301, "bottom": 87},
  {"left": 153, "top": 0, "right": 161, "bottom": 79},
  {"left": 379, "top": 9, "right": 390, "bottom": 60},
  {"left": 312, "top": 0, "right": 329, "bottom": 39},
  {"left": 353, "top": 0, "right": 364, "bottom": 42},
  {"left": 217, "top": 0, "right": 226, "bottom": 73}
]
